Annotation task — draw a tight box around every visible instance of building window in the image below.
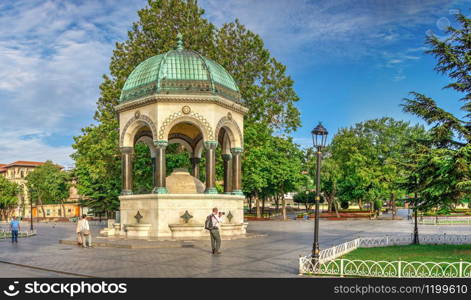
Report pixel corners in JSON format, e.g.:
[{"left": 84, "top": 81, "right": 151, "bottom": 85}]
[
  {"left": 46, "top": 209, "right": 50, "bottom": 216},
  {"left": 68, "top": 209, "right": 72, "bottom": 213}
]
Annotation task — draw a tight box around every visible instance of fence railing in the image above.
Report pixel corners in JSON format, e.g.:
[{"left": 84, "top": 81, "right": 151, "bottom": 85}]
[
  {"left": 299, "top": 258, "right": 471, "bottom": 278},
  {"left": 299, "top": 234, "right": 471, "bottom": 277},
  {"left": 418, "top": 216, "right": 471, "bottom": 225},
  {"left": 360, "top": 234, "right": 471, "bottom": 247},
  {"left": 0, "top": 229, "right": 37, "bottom": 240},
  {"left": 318, "top": 238, "right": 361, "bottom": 263}
]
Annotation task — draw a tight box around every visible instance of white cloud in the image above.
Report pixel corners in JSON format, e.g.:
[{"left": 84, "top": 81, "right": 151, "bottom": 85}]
[
  {"left": 199, "top": 0, "right": 456, "bottom": 66},
  {"left": 0, "top": 0, "right": 146, "bottom": 165},
  {"left": 0, "top": 129, "right": 73, "bottom": 168},
  {"left": 0, "top": 0, "right": 463, "bottom": 165}
]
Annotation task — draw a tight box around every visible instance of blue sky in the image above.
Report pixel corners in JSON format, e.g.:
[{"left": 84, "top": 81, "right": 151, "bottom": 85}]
[{"left": 0, "top": 0, "right": 469, "bottom": 167}]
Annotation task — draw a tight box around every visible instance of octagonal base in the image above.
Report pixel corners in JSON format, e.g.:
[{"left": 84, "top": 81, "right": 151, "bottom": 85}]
[{"left": 118, "top": 193, "right": 245, "bottom": 238}]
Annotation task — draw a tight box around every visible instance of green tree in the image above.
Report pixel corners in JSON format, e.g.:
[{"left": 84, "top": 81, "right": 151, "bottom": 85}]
[
  {"left": 72, "top": 0, "right": 301, "bottom": 212},
  {"left": 304, "top": 148, "right": 341, "bottom": 216},
  {"left": 72, "top": 121, "right": 121, "bottom": 217},
  {"left": 0, "top": 176, "right": 20, "bottom": 220},
  {"left": 263, "top": 135, "right": 304, "bottom": 220},
  {"left": 242, "top": 123, "right": 272, "bottom": 217},
  {"left": 402, "top": 13, "right": 471, "bottom": 221},
  {"left": 26, "top": 161, "right": 70, "bottom": 218},
  {"left": 293, "top": 190, "right": 316, "bottom": 212},
  {"left": 329, "top": 118, "right": 427, "bottom": 213},
  {"left": 320, "top": 158, "right": 341, "bottom": 216}
]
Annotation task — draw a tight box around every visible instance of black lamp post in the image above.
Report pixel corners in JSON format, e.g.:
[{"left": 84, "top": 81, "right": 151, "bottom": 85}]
[
  {"left": 30, "top": 198, "right": 34, "bottom": 231},
  {"left": 311, "top": 122, "right": 328, "bottom": 266}
]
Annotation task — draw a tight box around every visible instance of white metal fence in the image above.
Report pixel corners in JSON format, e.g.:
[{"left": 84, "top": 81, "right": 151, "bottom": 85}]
[
  {"left": 300, "top": 257, "right": 471, "bottom": 278},
  {"left": 318, "top": 238, "right": 362, "bottom": 263},
  {"left": 299, "top": 234, "right": 471, "bottom": 277},
  {"left": 418, "top": 216, "right": 471, "bottom": 225},
  {"left": 0, "top": 229, "right": 37, "bottom": 240}
]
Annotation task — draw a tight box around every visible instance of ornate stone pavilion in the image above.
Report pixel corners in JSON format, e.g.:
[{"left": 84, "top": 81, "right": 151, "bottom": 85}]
[{"left": 114, "top": 35, "right": 248, "bottom": 239}]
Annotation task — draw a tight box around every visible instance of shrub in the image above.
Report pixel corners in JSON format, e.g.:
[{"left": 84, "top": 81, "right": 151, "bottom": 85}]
[
  {"left": 340, "top": 201, "right": 349, "bottom": 209},
  {"left": 374, "top": 200, "right": 383, "bottom": 211}
]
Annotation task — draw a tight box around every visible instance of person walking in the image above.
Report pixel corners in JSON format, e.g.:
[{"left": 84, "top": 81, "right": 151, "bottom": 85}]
[
  {"left": 78, "top": 215, "right": 92, "bottom": 248},
  {"left": 10, "top": 216, "right": 20, "bottom": 243},
  {"left": 205, "top": 208, "right": 224, "bottom": 255}
]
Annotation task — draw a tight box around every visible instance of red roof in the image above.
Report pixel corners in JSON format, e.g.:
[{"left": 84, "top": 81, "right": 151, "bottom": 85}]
[{"left": 5, "top": 161, "right": 45, "bottom": 168}]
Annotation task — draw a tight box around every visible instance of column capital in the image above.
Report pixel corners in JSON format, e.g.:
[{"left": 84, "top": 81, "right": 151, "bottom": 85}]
[
  {"left": 222, "top": 153, "right": 232, "bottom": 161},
  {"left": 152, "top": 187, "right": 168, "bottom": 194},
  {"left": 204, "top": 140, "right": 218, "bottom": 150},
  {"left": 154, "top": 140, "right": 168, "bottom": 148},
  {"left": 230, "top": 147, "right": 243, "bottom": 154},
  {"left": 120, "top": 146, "right": 134, "bottom": 154}
]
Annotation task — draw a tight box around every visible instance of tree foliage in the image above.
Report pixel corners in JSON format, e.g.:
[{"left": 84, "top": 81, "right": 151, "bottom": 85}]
[
  {"left": 72, "top": 0, "right": 301, "bottom": 212},
  {"left": 242, "top": 122, "right": 304, "bottom": 217},
  {"left": 327, "top": 118, "right": 427, "bottom": 209},
  {"left": 26, "top": 161, "right": 70, "bottom": 218},
  {"left": 0, "top": 176, "right": 20, "bottom": 220},
  {"left": 402, "top": 13, "right": 471, "bottom": 210}
]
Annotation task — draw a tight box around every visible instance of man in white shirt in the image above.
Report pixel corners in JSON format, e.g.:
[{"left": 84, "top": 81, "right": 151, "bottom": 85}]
[
  {"left": 77, "top": 215, "right": 92, "bottom": 248},
  {"left": 210, "top": 207, "right": 224, "bottom": 255}
]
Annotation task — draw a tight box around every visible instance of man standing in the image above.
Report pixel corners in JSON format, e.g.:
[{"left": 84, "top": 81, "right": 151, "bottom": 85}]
[
  {"left": 206, "top": 207, "right": 224, "bottom": 255},
  {"left": 78, "top": 215, "right": 92, "bottom": 248},
  {"left": 10, "top": 216, "right": 20, "bottom": 243}
]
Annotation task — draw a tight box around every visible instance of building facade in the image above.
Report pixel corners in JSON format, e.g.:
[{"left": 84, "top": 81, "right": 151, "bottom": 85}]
[
  {"left": 0, "top": 161, "right": 44, "bottom": 217},
  {"left": 0, "top": 161, "right": 82, "bottom": 219}
]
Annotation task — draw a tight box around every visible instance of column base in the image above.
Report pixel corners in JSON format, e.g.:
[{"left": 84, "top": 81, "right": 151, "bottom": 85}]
[
  {"left": 205, "top": 188, "right": 218, "bottom": 194},
  {"left": 121, "top": 190, "right": 133, "bottom": 195},
  {"left": 152, "top": 187, "right": 168, "bottom": 194},
  {"left": 232, "top": 190, "right": 244, "bottom": 196}
]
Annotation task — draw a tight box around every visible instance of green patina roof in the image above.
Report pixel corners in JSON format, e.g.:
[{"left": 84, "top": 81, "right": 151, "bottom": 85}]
[{"left": 120, "top": 34, "right": 240, "bottom": 103}]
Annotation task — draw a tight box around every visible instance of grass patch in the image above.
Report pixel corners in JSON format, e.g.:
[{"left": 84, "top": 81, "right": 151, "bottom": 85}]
[{"left": 342, "top": 244, "right": 471, "bottom": 262}]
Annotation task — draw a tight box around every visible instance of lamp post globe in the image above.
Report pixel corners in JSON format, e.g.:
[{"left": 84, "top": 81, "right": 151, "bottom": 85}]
[
  {"left": 310, "top": 122, "right": 328, "bottom": 268},
  {"left": 311, "top": 122, "right": 328, "bottom": 148}
]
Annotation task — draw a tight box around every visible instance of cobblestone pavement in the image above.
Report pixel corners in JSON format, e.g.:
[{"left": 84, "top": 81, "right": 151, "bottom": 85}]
[{"left": 0, "top": 210, "right": 469, "bottom": 278}]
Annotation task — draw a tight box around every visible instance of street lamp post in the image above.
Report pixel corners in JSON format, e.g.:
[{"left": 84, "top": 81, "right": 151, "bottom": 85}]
[
  {"left": 30, "top": 198, "right": 33, "bottom": 231},
  {"left": 311, "top": 122, "right": 328, "bottom": 267}
]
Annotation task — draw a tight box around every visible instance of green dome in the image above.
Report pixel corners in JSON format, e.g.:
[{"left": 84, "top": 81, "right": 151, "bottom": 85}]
[{"left": 120, "top": 37, "right": 240, "bottom": 103}]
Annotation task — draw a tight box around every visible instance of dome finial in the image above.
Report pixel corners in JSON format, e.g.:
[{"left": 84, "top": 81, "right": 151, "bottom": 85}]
[{"left": 176, "top": 32, "right": 184, "bottom": 50}]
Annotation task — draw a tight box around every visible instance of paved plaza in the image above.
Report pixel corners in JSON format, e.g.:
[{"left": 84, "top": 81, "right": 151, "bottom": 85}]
[{"left": 0, "top": 210, "right": 469, "bottom": 278}]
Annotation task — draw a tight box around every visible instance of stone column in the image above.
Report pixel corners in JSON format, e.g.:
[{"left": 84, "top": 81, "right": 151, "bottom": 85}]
[
  {"left": 190, "top": 157, "right": 201, "bottom": 179},
  {"left": 204, "top": 141, "right": 218, "bottom": 194},
  {"left": 231, "top": 147, "right": 243, "bottom": 195},
  {"left": 222, "top": 153, "right": 233, "bottom": 194},
  {"left": 152, "top": 140, "right": 168, "bottom": 194},
  {"left": 120, "top": 147, "right": 134, "bottom": 195},
  {"left": 151, "top": 155, "right": 156, "bottom": 188}
]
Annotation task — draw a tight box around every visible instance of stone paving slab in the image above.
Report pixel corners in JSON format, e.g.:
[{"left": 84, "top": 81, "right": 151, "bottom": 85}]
[
  {"left": 1, "top": 210, "right": 470, "bottom": 277},
  {"left": 59, "top": 232, "right": 266, "bottom": 248}
]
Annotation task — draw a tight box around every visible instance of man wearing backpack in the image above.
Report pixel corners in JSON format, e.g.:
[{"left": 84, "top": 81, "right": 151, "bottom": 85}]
[{"left": 205, "top": 207, "right": 224, "bottom": 255}]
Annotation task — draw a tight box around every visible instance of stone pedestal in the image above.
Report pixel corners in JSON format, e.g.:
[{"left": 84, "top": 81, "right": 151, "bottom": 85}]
[
  {"left": 220, "top": 223, "right": 248, "bottom": 236},
  {"left": 125, "top": 223, "right": 152, "bottom": 238},
  {"left": 168, "top": 224, "right": 205, "bottom": 238}
]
